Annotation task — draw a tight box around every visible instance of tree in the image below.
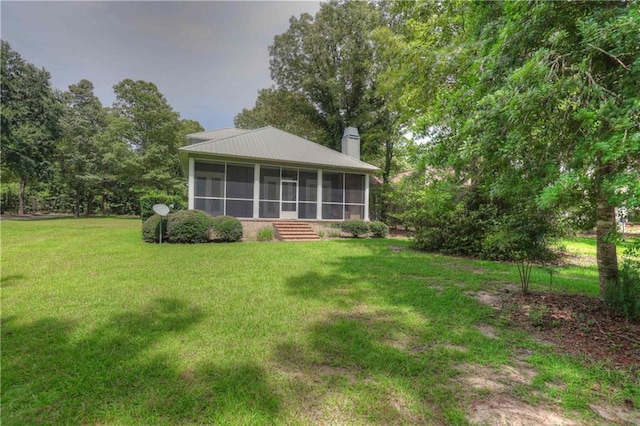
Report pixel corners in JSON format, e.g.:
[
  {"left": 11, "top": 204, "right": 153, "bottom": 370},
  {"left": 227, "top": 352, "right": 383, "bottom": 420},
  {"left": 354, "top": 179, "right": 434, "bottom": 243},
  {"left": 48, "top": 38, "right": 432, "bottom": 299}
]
[
  {"left": 264, "top": 0, "right": 405, "bottom": 185},
  {"left": 234, "top": 87, "right": 324, "bottom": 141},
  {"left": 180, "top": 119, "right": 204, "bottom": 144},
  {"left": 394, "top": 1, "right": 640, "bottom": 296},
  {"left": 57, "top": 79, "right": 108, "bottom": 216},
  {"left": 1, "top": 41, "right": 62, "bottom": 215},
  {"left": 111, "top": 79, "right": 186, "bottom": 195}
]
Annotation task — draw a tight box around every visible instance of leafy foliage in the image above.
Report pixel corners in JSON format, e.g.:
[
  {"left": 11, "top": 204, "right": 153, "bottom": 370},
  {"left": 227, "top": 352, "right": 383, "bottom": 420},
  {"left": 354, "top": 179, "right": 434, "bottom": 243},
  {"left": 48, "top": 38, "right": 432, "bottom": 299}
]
[
  {"left": 234, "top": 88, "right": 324, "bottom": 141},
  {"left": 387, "top": 1, "right": 640, "bottom": 295},
  {"left": 1, "top": 40, "right": 62, "bottom": 215},
  {"left": 0, "top": 40, "right": 203, "bottom": 217},
  {"left": 57, "top": 79, "right": 109, "bottom": 216},
  {"left": 256, "top": 226, "right": 274, "bottom": 242},
  {"left": 605, "top": 239, "right": 640, "bottom": 321},
  {"left": 237, "top": 0, "right": 407, "bottom": 184},
  {"left": 141, "top": 214, "right": 168, "bottom": 243},
  {"left": 210, "top": 216, "right": 243, "bottom": 242},
  {"left": 341, "top": 219, "right": 370, "bottom": 238},
  {"left": 166, "top": 210, "right": 215, "bottom": 244},
  {"left": 140, "top": 192, "right": 186, "bottom": 222},
  {"left": 368, "top": 221, "right": 389, "bottom": 238}
]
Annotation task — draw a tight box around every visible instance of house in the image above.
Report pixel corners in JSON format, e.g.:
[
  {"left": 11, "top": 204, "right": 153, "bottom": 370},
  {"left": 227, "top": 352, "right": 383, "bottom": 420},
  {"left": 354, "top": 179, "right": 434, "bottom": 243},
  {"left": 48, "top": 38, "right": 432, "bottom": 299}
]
[{"left": 179, "top": 126, "right": 379, "bottom": 221}]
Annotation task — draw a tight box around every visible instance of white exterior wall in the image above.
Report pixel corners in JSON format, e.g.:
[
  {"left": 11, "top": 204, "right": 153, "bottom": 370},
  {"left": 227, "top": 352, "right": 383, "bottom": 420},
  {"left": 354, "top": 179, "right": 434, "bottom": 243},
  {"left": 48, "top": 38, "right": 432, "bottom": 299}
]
[
  {"left": 253, "top": 164, "right": 260, "bottom": 219},
  {"left": 316, "top": 170, "right": 323, "bottom": 220},
  {"left": 188, "top": 157, "right": 195, "bottom": 210},
  {"left": 364, "top": 173, "right": 370, "bottom": 221}
]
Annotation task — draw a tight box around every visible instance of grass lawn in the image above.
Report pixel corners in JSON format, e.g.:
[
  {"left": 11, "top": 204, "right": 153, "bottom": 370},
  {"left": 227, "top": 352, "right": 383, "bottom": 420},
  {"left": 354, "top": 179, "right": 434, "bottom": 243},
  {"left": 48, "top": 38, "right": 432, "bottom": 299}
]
[{"left": 1, "top": 218, "right": 638, "bottom": 425}]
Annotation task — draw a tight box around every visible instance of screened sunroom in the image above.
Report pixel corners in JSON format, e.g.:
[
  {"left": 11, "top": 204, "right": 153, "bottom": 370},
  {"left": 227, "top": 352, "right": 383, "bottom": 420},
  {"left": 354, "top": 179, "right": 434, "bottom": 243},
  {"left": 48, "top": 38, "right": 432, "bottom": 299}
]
[{"left": 180, "top": 126, "right": 378, "bottom": 221}]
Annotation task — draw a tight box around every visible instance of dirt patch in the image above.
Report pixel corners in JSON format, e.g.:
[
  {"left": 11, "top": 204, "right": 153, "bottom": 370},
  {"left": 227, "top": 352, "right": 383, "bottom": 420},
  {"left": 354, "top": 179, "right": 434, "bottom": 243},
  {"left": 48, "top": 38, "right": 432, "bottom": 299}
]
[
  {"left": 475, "top": 323, "right": 499, "bottom": 339},
  {"left": 458, "top": 363, "right": 583, "bottom": 425},
  {"left": 588, "top": 403, "right": 640, "bottom": 424},
  {"left": 505, "top": 291, "right": 640, "bottom": 371},
  {"left": 464, "top": 287, "right": 640, "bottom": 425},
  {"left": 469, "top": 395, "right": 581, "bottom": 425},
  {"left": 458, "top": 362, "right": 536, "bottom": 391},
  {"left": 388, "top": 245, "right": 405, "bottom": 252},
  {"left": 474, "top": 291, "right": 502, "bottom": 310}
]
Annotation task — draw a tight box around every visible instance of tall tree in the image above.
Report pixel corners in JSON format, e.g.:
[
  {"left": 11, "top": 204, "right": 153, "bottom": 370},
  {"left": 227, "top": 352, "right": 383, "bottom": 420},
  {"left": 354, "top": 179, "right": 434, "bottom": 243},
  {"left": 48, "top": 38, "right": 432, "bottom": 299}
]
[
  {"left": 234, "top": 87, "right": 324, "bottom": 142},
  {"left": 180, "top": 119, "right": 205, "bottom": 143},
  {"left": 1, "top": 41, "right": 62, "bottom": 215},
  {"left": 395, "top": 1, "right": 640, "bottom": 295},
  {"left": 111, "top": 79, "right": 185, "bottom": 194},
  {"left": 264, "top": 0, "right": 405, "bottom": 184},
  {"left": 57, "top": 79, "right": 108, "bottom": 216}
]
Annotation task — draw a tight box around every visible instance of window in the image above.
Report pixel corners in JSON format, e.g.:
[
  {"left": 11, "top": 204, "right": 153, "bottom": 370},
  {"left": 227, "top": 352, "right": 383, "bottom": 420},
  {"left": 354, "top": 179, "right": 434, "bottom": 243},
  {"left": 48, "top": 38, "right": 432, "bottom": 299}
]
[
  {"left": 321, "top": 172, "right": 365, "bottom": 220},
  {"left": 226, "top": 164, "right": 254, "bottom": 199},
  {"left": 322, "top": 172, "right": 343, "bottom": 203},
  {"left": 195, "top": 198, "right": 223, "bottom": 216},
  {"left": 345, "top": 173, "right": 364, "bottom": 204},
  {"left": 194, "top": 161, "right": 225, "bottom": 216},
  {"left": 226, "top": 200, "right": 253, "bottom": 218},
  {"left": 299, "top": 170, "right": 317, "bottom": 202},
  {"left": 194, "top": 161, "right": 254, "bottom": 218},
  {"left": 345, "top": 173, "right": 365, "bottom": 219},
  {"left": 299, "top": 202, "right": 317, "bottom": 219},
  {"left": 260, "top": 167, "right": 280, "bottom": 201}
]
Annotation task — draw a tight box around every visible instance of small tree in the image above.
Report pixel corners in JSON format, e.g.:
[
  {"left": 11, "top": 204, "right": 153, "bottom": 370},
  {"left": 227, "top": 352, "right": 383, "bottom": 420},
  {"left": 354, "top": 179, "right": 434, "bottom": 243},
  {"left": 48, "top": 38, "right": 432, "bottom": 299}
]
[{"left": 482, "top": 210, "right": 558, "bottom": 293}]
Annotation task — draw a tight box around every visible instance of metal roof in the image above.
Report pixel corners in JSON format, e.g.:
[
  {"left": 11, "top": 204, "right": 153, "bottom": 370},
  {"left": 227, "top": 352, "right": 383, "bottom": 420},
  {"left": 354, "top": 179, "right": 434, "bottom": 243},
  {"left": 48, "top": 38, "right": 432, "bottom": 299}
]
[
  {"left": 186, "top": 128, "right": 251, "bottom": 143},
  {"left": 180, "top": 126, "right": 379, "bottom": 172}
]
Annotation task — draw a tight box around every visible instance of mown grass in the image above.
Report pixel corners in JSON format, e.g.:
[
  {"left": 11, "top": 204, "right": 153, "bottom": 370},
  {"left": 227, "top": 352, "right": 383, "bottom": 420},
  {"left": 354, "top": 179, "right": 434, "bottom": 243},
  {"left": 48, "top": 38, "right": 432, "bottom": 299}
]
[{"left": 1, "top": 218, "right": 637, "bottom": 424}]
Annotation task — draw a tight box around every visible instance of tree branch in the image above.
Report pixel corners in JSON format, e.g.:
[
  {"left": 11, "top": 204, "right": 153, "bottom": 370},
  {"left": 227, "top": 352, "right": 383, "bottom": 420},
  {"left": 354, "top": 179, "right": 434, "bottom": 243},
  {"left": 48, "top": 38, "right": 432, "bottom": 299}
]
[{"left": 587, "top": 43, "right": 630, "bottom": 71}]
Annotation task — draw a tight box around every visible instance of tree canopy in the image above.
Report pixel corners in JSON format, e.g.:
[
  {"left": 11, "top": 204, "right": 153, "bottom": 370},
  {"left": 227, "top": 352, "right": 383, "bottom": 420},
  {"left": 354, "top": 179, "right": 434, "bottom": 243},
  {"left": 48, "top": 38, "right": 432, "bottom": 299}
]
[
  {"left": 1, "top": 42, "right": 203, "bottom": 216},
  {"left": 238, "top": 0, "right": 407, "bottom": 185},
  {"left": 387, "top": 0, "right": 640, "bottom": 295},
  {"left": 1, "top": 41, "right": 62, "bottom": 215}
]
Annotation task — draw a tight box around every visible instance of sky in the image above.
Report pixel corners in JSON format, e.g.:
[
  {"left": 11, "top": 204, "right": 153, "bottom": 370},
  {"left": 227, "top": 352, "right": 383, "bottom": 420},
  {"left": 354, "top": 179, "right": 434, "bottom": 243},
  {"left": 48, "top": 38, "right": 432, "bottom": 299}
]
[{"left": 1, "top": 1, "right": 321, "bottom": 130}]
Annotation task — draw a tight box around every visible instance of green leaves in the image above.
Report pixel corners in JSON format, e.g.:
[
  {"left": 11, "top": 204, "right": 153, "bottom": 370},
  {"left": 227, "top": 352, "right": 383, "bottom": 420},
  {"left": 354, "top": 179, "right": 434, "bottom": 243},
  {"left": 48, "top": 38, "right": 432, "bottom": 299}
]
[{"left": 1, "top": 41, "right": 62, "bottom": 214}]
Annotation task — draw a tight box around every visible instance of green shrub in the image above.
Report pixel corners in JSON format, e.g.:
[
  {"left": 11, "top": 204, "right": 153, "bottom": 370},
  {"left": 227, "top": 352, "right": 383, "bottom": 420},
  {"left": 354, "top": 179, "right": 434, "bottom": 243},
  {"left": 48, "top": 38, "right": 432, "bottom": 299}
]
[
  {"left": 368, "top": 221, "right": 389, "bottom": 238},
  {"left": 211, "top": 216, "right": 243, "bottom": 242},
  {"left": 341, "top": 219, "right": 370, "bottom": 238},
  {"left": 412, "top": 202, "right": 496, "bottom": 256},
  {"left": 605, "top": 239, "right": 640, "bottom": 320},
  {"left": 256, "top": 226, "right": 274, "bottom": 242},
  {"left": 140, "top": 192, "right": 186, "bottom": 221},
  {"left": 326, "top": 228, "right": 342, "bottom": 238},
  {"left": 142, "top": 214, "right": 168, "bottom": 243},
  {"left": 1, "top": 182, "right": 19, "bottom": 213},
  {"left": 166, "top": 210, "right": 215, "bottom": 244}
]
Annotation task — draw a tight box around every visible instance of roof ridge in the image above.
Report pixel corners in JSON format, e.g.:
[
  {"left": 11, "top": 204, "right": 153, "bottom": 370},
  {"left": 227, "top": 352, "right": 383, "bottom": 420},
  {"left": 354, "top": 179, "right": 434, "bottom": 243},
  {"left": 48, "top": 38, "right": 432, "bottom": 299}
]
[
  {"left": 186, "top": 127, "right": 240, "bottom": 137},
  {"left": 267, "top": 126, "right": 374, "bottom": 167},
  {"left": 182, "top": 128, "right": 254, "bottom": 150}
]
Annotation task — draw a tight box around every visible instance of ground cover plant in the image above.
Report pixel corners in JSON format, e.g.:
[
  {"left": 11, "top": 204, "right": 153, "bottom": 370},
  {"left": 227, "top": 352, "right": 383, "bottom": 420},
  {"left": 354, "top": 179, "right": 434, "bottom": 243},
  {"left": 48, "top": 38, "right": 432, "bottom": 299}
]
[{"left": 2, "top": 218, "right": 638, "bottom": 425}]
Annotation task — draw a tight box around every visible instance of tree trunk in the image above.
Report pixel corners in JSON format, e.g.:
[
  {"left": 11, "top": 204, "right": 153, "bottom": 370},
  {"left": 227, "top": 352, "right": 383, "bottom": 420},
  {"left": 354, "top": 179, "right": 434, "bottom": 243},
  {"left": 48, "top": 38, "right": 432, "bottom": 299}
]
[
  {"left": 86, "top": 192, "right": 94, "bottom": 216},
  {"left": 596, "top": 191, "right": 618, "bottom": 295},
  {"left": 18, "top": 176, "right": 26, "bottom": 216},
  {"left": 74, "top": 193, "right": 81, "bottom": 218},
  {"left": 102, "top": 193, "right": 107, "bottom": 216}
]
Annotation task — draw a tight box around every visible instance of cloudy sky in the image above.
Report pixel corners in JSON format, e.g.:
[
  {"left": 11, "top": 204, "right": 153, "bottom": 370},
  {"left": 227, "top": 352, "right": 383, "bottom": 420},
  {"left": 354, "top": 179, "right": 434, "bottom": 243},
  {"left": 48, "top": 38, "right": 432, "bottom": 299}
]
[{"left": 1, "top": 1, "right": 321, "bottom": 130}]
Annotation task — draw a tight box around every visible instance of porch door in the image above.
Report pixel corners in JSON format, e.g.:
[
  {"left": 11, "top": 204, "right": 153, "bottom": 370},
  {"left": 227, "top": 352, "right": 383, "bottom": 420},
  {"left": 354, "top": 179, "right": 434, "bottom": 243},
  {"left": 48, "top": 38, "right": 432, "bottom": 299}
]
[{"left": 280, "top": 180, "right": 297, "bottom": 219}]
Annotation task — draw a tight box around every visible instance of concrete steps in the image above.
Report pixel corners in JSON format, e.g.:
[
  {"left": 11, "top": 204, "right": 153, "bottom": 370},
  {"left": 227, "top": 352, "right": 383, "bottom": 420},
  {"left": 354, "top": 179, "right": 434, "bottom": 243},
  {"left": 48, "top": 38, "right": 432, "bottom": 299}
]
[{"left": 273, "top": 221, "right": 320, "bottom": 242}]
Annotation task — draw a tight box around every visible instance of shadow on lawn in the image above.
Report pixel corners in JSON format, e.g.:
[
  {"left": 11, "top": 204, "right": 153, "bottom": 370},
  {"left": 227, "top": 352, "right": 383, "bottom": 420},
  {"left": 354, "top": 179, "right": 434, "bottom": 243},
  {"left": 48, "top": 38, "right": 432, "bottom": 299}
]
[
  {"left": 275, "top": 242, "right": 507, "bottom": 423},
  {"left": 2, "top": 298, "right": 281, "bottom": 425},
  {"left": 0, "top": 274, "right": 26, "bottom": 288}
]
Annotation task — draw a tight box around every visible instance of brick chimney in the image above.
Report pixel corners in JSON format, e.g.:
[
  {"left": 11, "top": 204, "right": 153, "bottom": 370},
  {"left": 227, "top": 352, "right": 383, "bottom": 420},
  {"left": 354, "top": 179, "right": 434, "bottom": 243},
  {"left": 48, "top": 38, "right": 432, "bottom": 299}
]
[{"left": 341, "top": 127, "right": 360, "bottom": 160}]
